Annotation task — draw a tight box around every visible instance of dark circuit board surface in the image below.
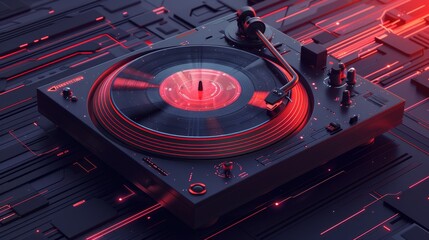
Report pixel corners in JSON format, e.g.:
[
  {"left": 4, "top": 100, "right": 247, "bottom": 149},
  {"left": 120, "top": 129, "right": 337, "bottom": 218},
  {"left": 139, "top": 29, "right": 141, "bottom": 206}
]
[{"left": 1, "top": 0, "right": 429, "bottom": 239}]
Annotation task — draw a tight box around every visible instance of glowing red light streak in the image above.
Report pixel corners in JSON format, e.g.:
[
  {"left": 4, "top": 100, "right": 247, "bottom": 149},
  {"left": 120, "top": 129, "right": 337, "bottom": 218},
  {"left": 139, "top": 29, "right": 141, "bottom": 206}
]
[
  {"left": 319, "top": 191, "right": 400, "bottom": 236},
  {"left": 11, "top": 190, "right": 48, "bottom": 208},
  {"left": 372, "top": 66, "right": 404, "bottom": 83},
  {"left": 0, "top": 48, "right": 26, "bottom": 60},
  {"left": 405, "top": 97, "right": 429, "bottom": 111},
  {"left": 73, "top": 200, "right": 86, "bottom": 207},
  {"left": 204, "top": 207, "right": 268, "bottom": 240},
  {"left": 352, "top": 213, "right": 399, "bottom": 240},
  {"left": 86, "top": 204, "right": 162, "bottom": 240},
  {"left": 73, "top": 157, "right": 97, "bottom": 173},
  {"left": 409, "top": 176, "right": 429, "bottom": 189},
  {"left": 277, "top": 171, "right": 344, "bottom": 205},
  {"left": 364, "top": 61, "right": 399, "bottom": 79},
  {"left": 0, "top": 213, "right": 16, "bottom": 222},
  {"left": 0, "top": 84, "right": 25, "bottom": 96},
  {"left": 0, "top": 97, "right": 33, "bottom": 113},
  {"left": 382, "top": 225, "right": 391, "bottom": 231},
  {"left": 276, "top": 8, "right": 309, "bottom": 23},
  {"left": 385, "top": 71, "right": 420, "bottom": 89},
  {"left": 320, "top": 209, "right": 365, "bottom": 235},
  {"left": 7, "top": 52, "right": 93, "bottom": 81},
  {"left": 117, "top": 185, "right": 136, "bottom": 202},
  {"left": 407, "top": 4, "right": 426, "bottom": 15},
  {"left": 70, "top": 52, "right": 110, "bottom": 68},
  {"left": 9, "top": 129, "right": 59, "bottom": 156},
  {"left": 260, "top": 6, "right": 288, "bottom": 19}
]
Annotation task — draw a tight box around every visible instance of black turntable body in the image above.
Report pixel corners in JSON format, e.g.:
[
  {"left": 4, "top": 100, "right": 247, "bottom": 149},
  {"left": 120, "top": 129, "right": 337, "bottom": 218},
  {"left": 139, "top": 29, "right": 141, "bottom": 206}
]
[{"left": 37, "top": 9, "right": 404, "bottom": 229}]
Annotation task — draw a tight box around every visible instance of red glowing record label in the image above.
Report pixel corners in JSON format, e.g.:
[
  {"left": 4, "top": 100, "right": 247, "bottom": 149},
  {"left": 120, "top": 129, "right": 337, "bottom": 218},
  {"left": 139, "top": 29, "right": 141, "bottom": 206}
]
[{"left": 159, "top": 69, "right": 241, "bottom": 111}]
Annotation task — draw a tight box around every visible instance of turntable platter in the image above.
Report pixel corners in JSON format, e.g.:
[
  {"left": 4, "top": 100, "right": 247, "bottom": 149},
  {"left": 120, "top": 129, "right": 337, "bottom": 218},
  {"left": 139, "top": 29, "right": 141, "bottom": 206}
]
[{"left": 90, "top": 45, "right": 310, "bottom": 158}]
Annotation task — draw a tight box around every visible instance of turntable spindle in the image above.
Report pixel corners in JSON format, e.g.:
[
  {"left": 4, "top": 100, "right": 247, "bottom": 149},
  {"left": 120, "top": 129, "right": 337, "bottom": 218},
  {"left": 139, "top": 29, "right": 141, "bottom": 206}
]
[{"left": 198, "top": 80, "right": 203, "bottom": 91}]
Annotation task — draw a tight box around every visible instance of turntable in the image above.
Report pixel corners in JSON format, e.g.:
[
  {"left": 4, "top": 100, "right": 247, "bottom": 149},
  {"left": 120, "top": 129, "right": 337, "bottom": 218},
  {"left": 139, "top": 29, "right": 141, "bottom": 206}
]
[{"left": 37, "top": 7, "right": 404, "bottom": 228}]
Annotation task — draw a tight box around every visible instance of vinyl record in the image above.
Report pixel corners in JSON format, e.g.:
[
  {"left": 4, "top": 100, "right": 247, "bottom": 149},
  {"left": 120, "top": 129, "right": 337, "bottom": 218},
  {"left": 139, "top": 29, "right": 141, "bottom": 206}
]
[{"left": 90, "top": 45, "right": 310, "bottom": 158}]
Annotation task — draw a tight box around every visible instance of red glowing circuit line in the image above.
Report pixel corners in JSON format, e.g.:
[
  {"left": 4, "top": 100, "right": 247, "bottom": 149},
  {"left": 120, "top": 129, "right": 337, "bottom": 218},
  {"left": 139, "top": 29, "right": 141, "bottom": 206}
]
[
  {"left": 70, "top": 51, "right": 110, "bottom": 68},
  {"left": 275, "top": 7, "right": 309, "bottom": 23},
  {"left": 118, "top": 185, "right": 136, "bottom": 202},
  {"left": 277, "top": 170, "right": 344, "bottom": 205},
  {"left": 320, "top": 209, "right": 365, "bottom": 235},
  {"left": 0, "top": 190, "right": 49, "bottom": 215},
  {"left": 260, "top": 6, "right": 288, "bottom": 19},
  {"left": 372, "top": 66, "right": 405, "bottom": 83},
  {"left": 8, "top": 130, "right": 59, "bottom": 156},
  {"left": 73, "top": 156, "right": 97, "bottom": 173},
  {"left": 364, "top": 61, "right": 399, "bottom": 79},
  {"left": 152, "top": 6, "right": 167, "bottom": 15},
  {"left": 352, "top": 213, "right": 399, "bottom": 240},
  {"left": 295, "top": 29, "right": 323, "bottom": 43},
  {"left": 86, "top": 204, "right": 162, "bottom": 240},
  {"left": 73, "top": 200, "right": 86, "bottom": 207},
  {"left": 330, "top": 26, "right": 385, "bottom": 58},
  {"left": 39, "top": 35, "right": 109, "bottom": 60},
  {"left": 0, "top": 197, "right": 13, "bottom": 205},
  {"left": 1, "top": 25, "right": 121, "bottom": 78},
  {"left": 383, "top": 225, "right": 391, "bottom": 232},
  {"left": 0, "top": 213, "right": 16, "bottom": 222},
  {"left": 0, "top": 205, "right": 11, "bottom": 214},
  {"left": 43, "top": 228, "right": 58, "bottom": 236},
  {"left": 0, "top": 48, "right": 26, "bottom": 60},
  {"left": 0, "top": 97, "right": 33, "bottom": 113},
  {"left": 6, "top": 51, "right": 94, "bottom": 81},
  {"left": 204, "top": 207, "right": 268, "bottom": 240},
  {"left": 404, "top": 97, "right": 429, "bottom": 111},
  {"left": 206, "top": 171, "right": 345, "bottom": 239},
  {"left": 328, "top": 24, "right": 382, "bottom": 53},
  {"left": 320, "top": 192, "right": 401, "bottom": 236},
  {"left": 56, "top": 149, "right": 70, "bottom": 157},
  {"left": 2, "top": 34, "right": 124, "bottom": 79},
  {"left": 385, "top": 71, "right": 420, "bottom": 90},
  {"left": 394, "top": 14, "right": 429, "bottom": 36},
  {"left": 389, "top": 130, "right": 429, "bottom": 156},
  {"left": 0, "top": 84, "right": 25, "bottom": 96},
  {"left": 404, "top": 24, "right": 429, "bottom": 38},
  {"left": 409, "top": 175, "right": 429, "bottom": 189},
  {"left": 315, "top": 5, "right": 376, "bottom": 32},
  {"left": 357, "top": 44, "right": 382, "bottom": 60},
  {"left": 407, "top": 4, "right": 426, "bottom": 15},
  {"left": 30, "top": 20, "right": 114, "bottom": 53}
]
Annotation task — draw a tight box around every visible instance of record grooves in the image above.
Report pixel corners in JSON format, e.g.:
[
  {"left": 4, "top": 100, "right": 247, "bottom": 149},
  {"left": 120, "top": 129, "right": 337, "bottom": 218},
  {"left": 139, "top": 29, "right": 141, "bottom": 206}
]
[{"left": 90, "top": 45, "right": 310, "bottom": 158}]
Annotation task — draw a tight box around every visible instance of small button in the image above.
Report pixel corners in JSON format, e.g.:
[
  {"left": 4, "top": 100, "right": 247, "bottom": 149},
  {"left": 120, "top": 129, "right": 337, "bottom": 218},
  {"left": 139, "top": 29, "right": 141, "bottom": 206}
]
[
  {"left": 71, "top": 96, "right": 78, "bottom": 102},
  {"left": 326, "top": 122, "right": 341, "bottom": 134},
  {"left": 349, "top": 115, "right": 358, "bottom": 125},
  {"left": 189, "top": 183, "right": 206, "bottom": 195}
]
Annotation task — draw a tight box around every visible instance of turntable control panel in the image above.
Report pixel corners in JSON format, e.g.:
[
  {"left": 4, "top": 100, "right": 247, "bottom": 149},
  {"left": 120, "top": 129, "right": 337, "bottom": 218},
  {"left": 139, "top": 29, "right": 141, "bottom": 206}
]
[{"left": 37, "top": 10, "right": 404, "bottom": 228}]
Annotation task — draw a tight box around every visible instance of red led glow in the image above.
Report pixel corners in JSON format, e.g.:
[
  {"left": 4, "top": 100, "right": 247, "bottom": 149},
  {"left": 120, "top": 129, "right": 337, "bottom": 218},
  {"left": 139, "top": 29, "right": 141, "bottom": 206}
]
[
  {"left": 73, "top": 200, "right": 86, "bottom": 207},
  {"left": 159, "top": 69, "right": 241, "bottom": 111}
]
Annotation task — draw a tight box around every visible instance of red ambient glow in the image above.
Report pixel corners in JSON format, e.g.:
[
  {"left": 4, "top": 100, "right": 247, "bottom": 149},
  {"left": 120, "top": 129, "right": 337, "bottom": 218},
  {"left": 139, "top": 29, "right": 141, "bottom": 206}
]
[{"left": 159, "top": 69, "right": 242, "bottom": 111}]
